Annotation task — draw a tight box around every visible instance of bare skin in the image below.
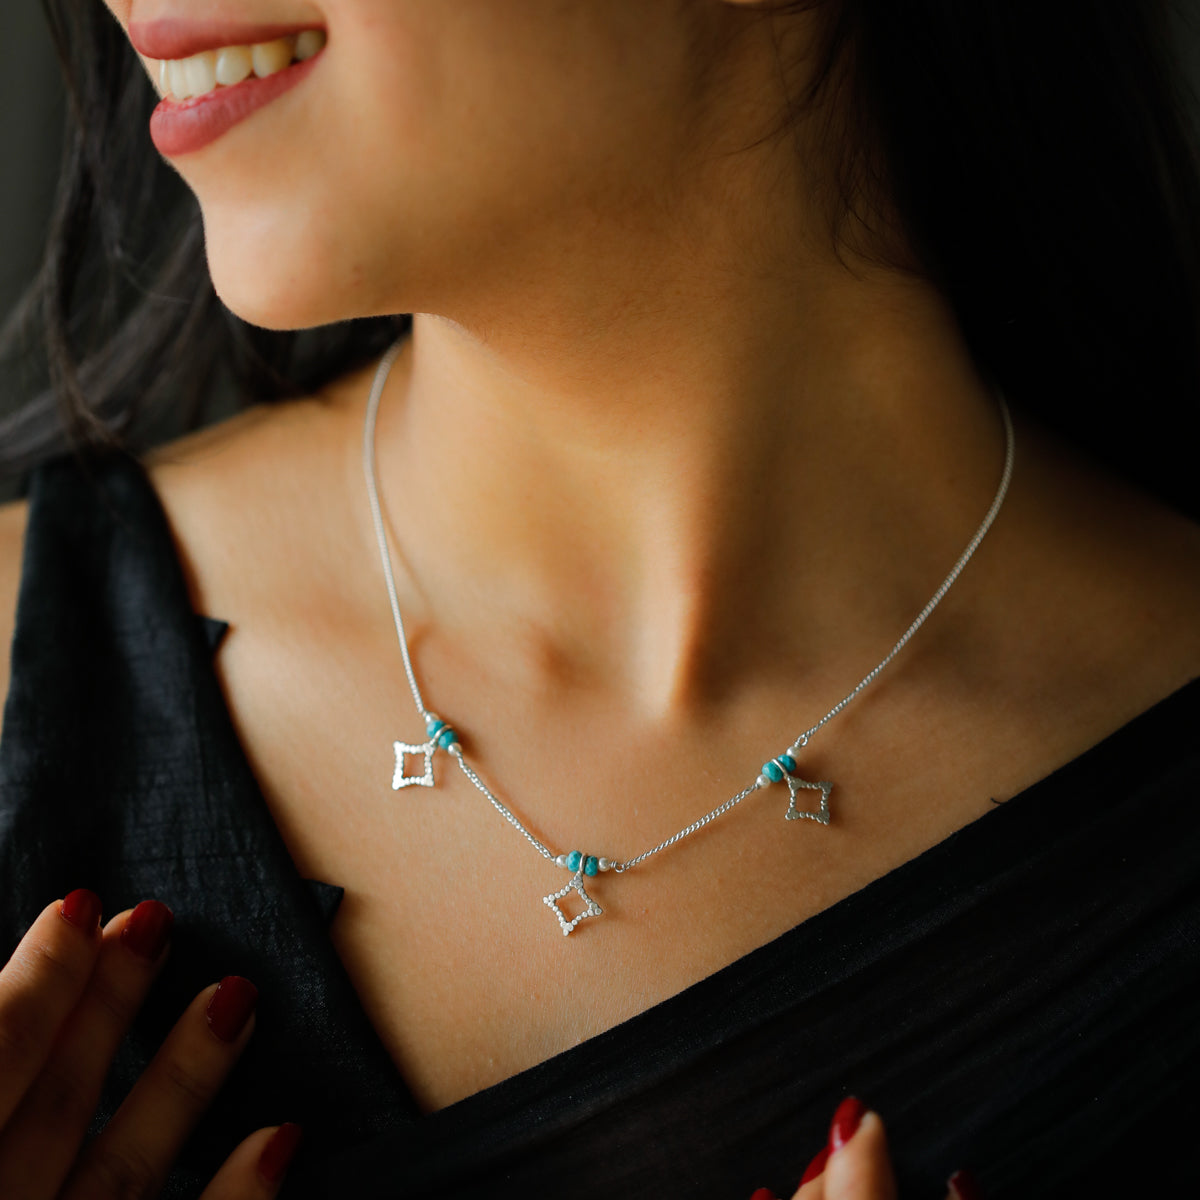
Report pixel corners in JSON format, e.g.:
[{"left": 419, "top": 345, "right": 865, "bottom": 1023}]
[
  {"left": 1, "top": 5, "right": 1199, "bottom": 1196},
  {"left": 5, "top": 336, "right": 1190, "bottom": 1121}
]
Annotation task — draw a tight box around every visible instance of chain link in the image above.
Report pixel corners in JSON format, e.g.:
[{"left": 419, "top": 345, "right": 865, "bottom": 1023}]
[
  {"left": 362, "top": 339, "right": 428, "bottom": 717},
  {"left": 449, "top": 748, "right": 558, "bottom": 862}
]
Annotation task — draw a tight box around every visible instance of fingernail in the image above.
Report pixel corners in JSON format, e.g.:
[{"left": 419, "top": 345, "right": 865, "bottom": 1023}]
[
  {"left": 749, "top": 1189, "right": 778, "bottom": 1200},
  {"left": 799, "top": 1144, "right": 830, "bottom": 1184},
  {"left": 258, "top": 1122, "right": 303, "bottom": 1185},
  {"left": 206, "top": 975, "right": 258, "bottom": 1043},
  {"left": 60, "top": 889, "right": 102, "bottom": 934},
  {"left": 829, "top": 1095, "right": 867, "bottom": 1152},
  {"left": 948, "top": 1168, "right": 984, "bottom": 1200},
  {"left": 121, "top": 899, "right": 175, "bottom": 960}
]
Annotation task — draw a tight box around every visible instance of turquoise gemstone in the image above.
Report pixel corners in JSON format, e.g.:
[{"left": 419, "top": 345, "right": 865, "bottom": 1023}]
[
  {"left": 426, "top": 719, "right": 446, "bottom": 738},
  {"left": 567, "top": 850, "right": 583, "bottom": 872},
  {"left": 584, "top": 856, "right": 599, "bottom": 876},
  {"left": 764, "top": 760, "right": 784, "bottom": 783},
  {"left": 437, "top": 729, "right": 458, "bottom": 748},
  {"left": 779, "top": 754, "right": 796, "bottom": 773}
]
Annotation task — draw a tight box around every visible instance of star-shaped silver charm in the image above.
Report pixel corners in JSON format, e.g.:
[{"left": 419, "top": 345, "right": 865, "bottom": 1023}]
[
  {"left": 392, "top": 741, "right": 435, "bottom": 789},
  {"left": 543, "top": 871, "right": 604, "bottom": 936},
  {"left": 784, "top": 774, "right": 833, "bottom": 824}
]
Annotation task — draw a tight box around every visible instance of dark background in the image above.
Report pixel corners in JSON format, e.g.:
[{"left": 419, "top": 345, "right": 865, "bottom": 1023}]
[{"left": 0, "top": 5, "right": 63, "bottom": 343}]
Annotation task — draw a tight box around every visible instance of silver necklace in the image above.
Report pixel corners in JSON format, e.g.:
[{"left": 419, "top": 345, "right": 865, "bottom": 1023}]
[{"left": 362, "top": 339, "right": 1016, "bottom": 936}]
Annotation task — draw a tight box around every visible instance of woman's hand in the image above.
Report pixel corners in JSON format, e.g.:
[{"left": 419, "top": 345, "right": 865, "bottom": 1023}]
[
  {"left": 0, "top": 889, "right": 301, "bottom": 1198},
  {"left": 750, "top": 1097, "right": 981, "bottom": 1200}
]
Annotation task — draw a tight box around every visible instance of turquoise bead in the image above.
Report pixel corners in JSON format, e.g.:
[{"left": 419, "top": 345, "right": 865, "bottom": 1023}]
[
  {"left": 584, "top": 856, "right": 599, "bottom": 876},
  {"left": 764, "top": 760, "right": 784, "bottom": 783},
  {"left": 426, "top": 719, "right": 446, "bottom": 738},
  {"left": 779, "top": 754, "right": 796, "bottom": 773},
  {"left": 567, "top": 850, "right": 583, "bottom": 872},
  {"left": 437, "top": 729, "right": 458, "bottom": 748}
]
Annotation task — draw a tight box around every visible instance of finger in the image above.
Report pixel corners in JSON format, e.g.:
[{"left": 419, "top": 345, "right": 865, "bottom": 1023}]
[
  {"left": 0, "top": 901, "right": 174, "bottom": 1200},
  {"left": 198, "top": 1124, "right": 304, "bottom": 1200},
  {"left": 822, "top": 1107, "right": 897, "bottom": 1200},
  {"left": 61, "top": 975, "right": 258, "bottom": 1200},
  {"left": 788, "top": 1150, "right": 828, "bottom": 1198},
  {"left": 946, "top": 1167, "right": 984, "bottom": 1199},
  {"left": 0, "top": 892, "right": 104, "bottom": 1128}
]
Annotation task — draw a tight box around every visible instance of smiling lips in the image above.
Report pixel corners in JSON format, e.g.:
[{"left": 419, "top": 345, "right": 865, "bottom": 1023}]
[{"left": 142, "top": 28, "right": 327, "bottom": 157}]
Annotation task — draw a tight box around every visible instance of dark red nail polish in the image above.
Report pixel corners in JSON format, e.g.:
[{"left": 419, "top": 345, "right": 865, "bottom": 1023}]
[
  {"left": 799, "top": 1144, "right": 830, "bottom": 1184},
  {"left": 258, "top": 1123, "right": 303, "bottom": 1185},
  {"left": 121, "top": 900, "right": 174, "bottom": 960},
  {"left": 748, "top": 1189, "right": 778, "bottom": 1200},
  {"left": 60, "top": 889, "right": 102, "bottom": 934},
  {"left": 948, "top": 1168, "right": 984, "bottom": 1200},
  {"left": 206, "top": 975, "right": 258, "bottom": 1043},
  {"left": 829, "top": 1095, "right": 867, "bottom": 1152}
]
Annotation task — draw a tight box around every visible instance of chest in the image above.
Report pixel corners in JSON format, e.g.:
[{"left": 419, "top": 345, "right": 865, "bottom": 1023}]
[{"left": 209, "top": 623, "right": 1039, "bottom": 1113}]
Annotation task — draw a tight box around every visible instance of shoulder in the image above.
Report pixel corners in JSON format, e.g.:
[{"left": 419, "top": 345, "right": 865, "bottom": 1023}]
[
  {"left": 986, "top": 415, "right": 1200, "bottom": 757},
  {"left": 0, "top": 496, "right": 29, "bottom": 738},
  {"left": 141, "top": 373, "right": 375, "bottom": 623}
]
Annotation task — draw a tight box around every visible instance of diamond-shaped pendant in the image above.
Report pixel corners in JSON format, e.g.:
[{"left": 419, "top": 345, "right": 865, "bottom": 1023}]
[
  {"left": 544, "top": 871, "right": 603, "bottom": 936},
  {"left": 784, "top": 773, "right": 833, "bottom": 824},
  {"left": 392, "top": 741, "right": 435, "bottom": 789}
]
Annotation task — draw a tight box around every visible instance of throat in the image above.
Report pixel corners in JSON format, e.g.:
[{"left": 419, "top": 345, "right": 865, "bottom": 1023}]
[{"left": 359, "top": 313, "right": 1012, "bottom": 713}]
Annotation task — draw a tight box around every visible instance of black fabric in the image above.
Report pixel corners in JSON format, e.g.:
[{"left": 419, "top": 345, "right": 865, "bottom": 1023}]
[{"left": 1, "top": 452, "right": 1197, "bottom": 1199}]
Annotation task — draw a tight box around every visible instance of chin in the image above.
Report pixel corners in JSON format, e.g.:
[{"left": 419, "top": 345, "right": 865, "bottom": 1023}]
[
  {"left": 207, "top": 259, "right": 357, "bottom": 334},
  {"left": 211, "top": 276, "right": 335, "bottom": 332},
  {"left": 201, "top": 211, "right": 390, "bottom": 332}
]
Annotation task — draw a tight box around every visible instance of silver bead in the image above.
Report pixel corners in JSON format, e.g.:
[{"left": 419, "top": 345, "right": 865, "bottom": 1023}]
[
  {"left": 554, "top": 854, "right": 568, "bottom": 868},
  {"left": 756, "top": 773, "right": 771, "bottom": 789},
  {"left": 598, "top": 857, "right": 612, "bottom": 872}
]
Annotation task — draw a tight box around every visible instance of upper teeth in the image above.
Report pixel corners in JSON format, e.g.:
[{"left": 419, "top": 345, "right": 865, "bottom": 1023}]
[{"left": 156, "top": 30, "right": 325, "bottom": 100}]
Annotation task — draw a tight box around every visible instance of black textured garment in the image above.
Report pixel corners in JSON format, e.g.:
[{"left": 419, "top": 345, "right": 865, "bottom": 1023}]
[{"left": 1, "top": 452, "right": 1198, "bottom": 1200}]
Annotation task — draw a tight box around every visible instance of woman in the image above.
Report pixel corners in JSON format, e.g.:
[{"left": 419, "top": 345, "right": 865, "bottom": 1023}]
[{"left": 1, "top": 1, "right": 1198, "bottom": 1196}]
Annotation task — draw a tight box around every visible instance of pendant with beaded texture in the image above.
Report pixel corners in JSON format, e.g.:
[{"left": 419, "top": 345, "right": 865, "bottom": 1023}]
[
  {"left": 756, "top": 750, "right": 833, "bottom": 825},
  {"left": 544, "top": 850, "right": 614, "bottom": 935},
  {"left": 392, "top": 714, "right": 459, "bottom": 789}
]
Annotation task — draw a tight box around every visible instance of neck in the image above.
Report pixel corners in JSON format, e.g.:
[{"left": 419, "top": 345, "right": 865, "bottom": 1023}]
[
  {"left": 335, "top": 11, "right": 1014, "bottom": 722},
  {"left": 359, "top": 260, "right": 1007, "bottom": 720}
]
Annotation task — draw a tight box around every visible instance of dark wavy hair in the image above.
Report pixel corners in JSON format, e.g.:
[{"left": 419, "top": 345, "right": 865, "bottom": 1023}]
[{"left": 3, "top": 0, "right": 1199, "bottom": 520}]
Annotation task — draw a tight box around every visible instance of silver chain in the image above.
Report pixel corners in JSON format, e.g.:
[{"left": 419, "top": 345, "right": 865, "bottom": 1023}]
[{"left": 363, "top": 337, "right": 1015, "bottom": 874}]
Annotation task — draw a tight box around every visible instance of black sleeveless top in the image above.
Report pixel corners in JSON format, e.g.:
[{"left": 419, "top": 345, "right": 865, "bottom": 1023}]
[{"left": 1, "top": 453, "right": 1198, "bottom": 1199}]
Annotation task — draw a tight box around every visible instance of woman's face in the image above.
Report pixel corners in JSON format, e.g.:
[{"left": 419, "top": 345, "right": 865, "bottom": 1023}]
[{"left": 100, "top": 1, "right": 783, "bottom": 332}]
